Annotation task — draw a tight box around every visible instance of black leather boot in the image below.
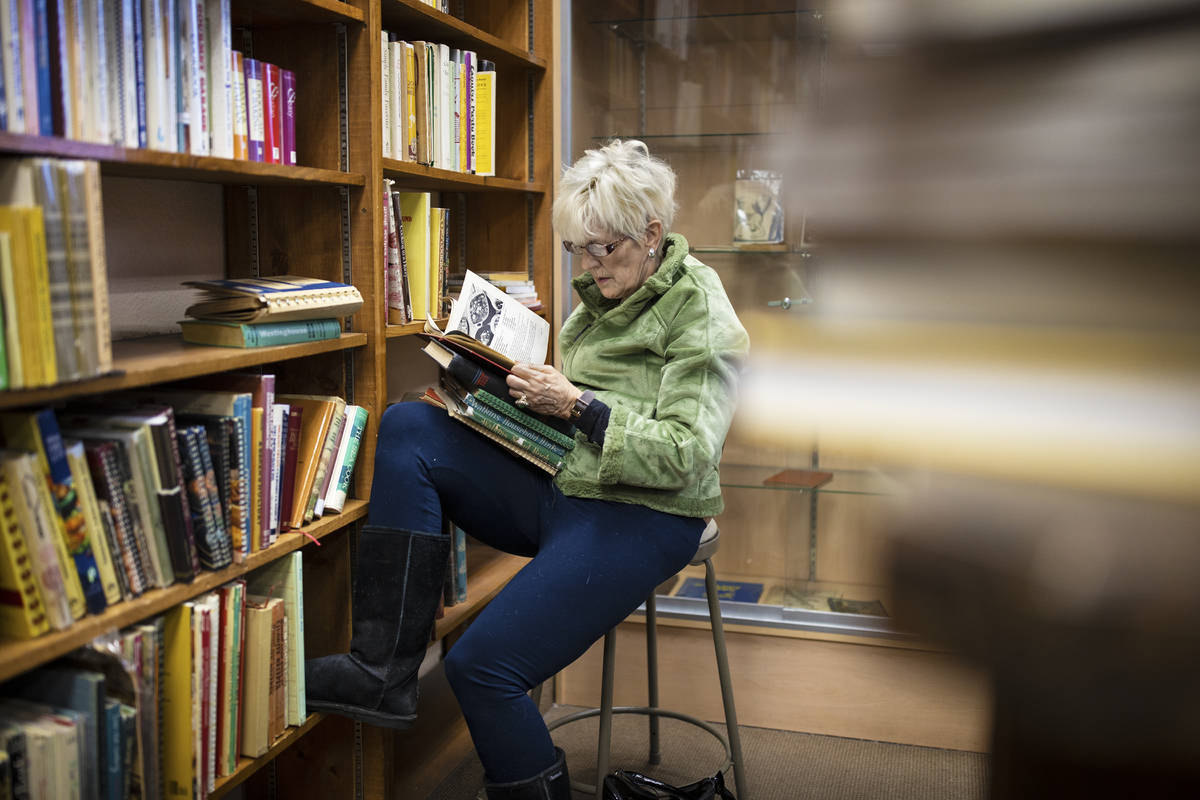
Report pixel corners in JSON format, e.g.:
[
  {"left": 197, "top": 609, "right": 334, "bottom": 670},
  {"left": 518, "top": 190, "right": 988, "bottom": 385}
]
[
  {"left": 305, "top": 526, "right": 450, "bottom": 729},
  {"left": 484, "top": 748, "right": 571, "bottom": 800}
]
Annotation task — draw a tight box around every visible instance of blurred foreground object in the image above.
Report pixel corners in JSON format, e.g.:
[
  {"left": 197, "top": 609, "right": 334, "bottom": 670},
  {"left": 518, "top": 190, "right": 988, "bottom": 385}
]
[{"left": 735, "top": 1, "right": 1200, "bottom": 795}]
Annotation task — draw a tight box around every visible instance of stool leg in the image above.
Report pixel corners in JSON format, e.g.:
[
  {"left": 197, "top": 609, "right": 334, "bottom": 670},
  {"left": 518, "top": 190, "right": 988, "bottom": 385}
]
[
  {"left": 645, "top": 592, "right": 661, "bottom": 765},
  {"left": 705, "top": 559, "right": 749, "bottom": 800},
  {"left": 596, "top": 628, "right": 617, "bottom": 800}
]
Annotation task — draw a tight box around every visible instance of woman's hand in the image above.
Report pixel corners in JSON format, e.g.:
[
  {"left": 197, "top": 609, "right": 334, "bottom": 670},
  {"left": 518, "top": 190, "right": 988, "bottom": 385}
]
[{"left": 507, "top": 363, "right": 582, "bottom": 419}]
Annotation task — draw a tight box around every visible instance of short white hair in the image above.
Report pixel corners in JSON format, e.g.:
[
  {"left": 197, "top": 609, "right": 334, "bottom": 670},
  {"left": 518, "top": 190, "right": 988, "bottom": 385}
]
[{"left": 553, "top": 139, "right": 677, "bottom": 246}]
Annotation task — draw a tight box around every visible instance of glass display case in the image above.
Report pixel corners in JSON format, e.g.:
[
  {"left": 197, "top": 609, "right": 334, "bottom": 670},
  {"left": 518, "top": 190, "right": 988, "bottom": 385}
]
[{"left": 564, "top": 1, "right": 906, "bottom": 638}]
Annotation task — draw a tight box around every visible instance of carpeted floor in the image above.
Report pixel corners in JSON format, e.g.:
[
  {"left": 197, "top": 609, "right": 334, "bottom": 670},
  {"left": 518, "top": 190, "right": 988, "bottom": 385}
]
[{"left": 425, "top": 705, "right": 990, "bottom": 800}]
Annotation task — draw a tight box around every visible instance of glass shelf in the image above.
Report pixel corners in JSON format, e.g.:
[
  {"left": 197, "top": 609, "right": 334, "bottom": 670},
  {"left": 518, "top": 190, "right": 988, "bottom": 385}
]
[{"left": 720, "top": 465, "right": 897, "bottom": 496}]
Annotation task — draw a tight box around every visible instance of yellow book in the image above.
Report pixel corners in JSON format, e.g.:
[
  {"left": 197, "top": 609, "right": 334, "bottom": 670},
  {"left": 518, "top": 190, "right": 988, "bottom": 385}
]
[
  {"left": 405, "top": 43, "right": 417, "bottom": 162},
  {"left": 459, "top": 60, "right": 467, "bottom": 170},
  {"left": 0, "top": 206, "right": 56, "bottom": 387},
  {"left": 64, "top": 441, "right": 122, "bottom": 605},
  {"left": 162, "top": 603, "right": 199, "bottom": 800},
  {"left": 0, "top": 471, "right": 50, "bottom": 639},
  {"left": 240, "top": 595, "right": 280, "bottom": 758},
  {"left": 28, "top": 453, "right": 86, "bottom": 619},
  {"left": 473, "top": 62, "right": 495, "bottom": 177},
  {"left": 251, "top": 407, "right": 263, "bottom": 552},
  {"left": 397, "top": 192, "right": 431, "bottom": 320},
  {"left": 0, "top": 450, "right": 73, "bottom": 630},
  {"left": 0, "top": 231, "right": 22, "bottom": 387}
]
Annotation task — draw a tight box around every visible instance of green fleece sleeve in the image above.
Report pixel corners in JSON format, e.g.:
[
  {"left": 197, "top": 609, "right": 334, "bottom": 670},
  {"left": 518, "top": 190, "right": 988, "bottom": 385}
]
[{"left": 596, "top": 290, "right": 749, "bottom": 489}]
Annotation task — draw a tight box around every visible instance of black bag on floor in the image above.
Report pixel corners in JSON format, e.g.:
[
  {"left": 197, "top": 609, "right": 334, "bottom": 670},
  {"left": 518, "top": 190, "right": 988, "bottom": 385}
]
[{"left": 602, "top": 770, "right": 736, "bottom": 799}]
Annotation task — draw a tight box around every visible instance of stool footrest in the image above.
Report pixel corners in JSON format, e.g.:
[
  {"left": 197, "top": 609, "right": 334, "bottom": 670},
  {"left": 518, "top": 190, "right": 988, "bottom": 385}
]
[{"left": 546, "top": 706, "right": 733, "bottom": 796}]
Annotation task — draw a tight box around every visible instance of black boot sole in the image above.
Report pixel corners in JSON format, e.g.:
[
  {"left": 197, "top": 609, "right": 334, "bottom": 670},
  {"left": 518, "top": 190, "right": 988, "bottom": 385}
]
[{"left": 307, "top": 699, "right": 417, "bottom": 730}]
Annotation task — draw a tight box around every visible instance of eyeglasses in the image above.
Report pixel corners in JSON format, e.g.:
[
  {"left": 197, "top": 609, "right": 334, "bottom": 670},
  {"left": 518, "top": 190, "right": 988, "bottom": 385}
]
[{"left": 562, "top": 236, "right": 629, "bottom": 258}]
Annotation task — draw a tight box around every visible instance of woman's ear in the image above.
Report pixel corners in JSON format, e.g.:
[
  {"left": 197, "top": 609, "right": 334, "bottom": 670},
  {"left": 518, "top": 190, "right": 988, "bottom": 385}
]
[{"left": 643, "top": 219, "right": 664, "bottom": 252}]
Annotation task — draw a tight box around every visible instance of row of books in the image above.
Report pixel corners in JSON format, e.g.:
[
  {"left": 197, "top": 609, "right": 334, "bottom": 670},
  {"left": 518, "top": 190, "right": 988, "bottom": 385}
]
[
  {"left": 0, "top": 157, "right": 111, "bottom": 390},
  {"left": 381, "top": 33, "right": 496, "bottom": 176},
  {"left": 0, "top": 1, "right": 298, "bottom": 164},
  {"left": 383, "top": 185, "right": 453, "bottom": 325},
  {"left": 0, "top": 385, "right": 365, "bottom": 641},
  {"left": 0, "top": 550, "right": 304, "bottom": 800}
]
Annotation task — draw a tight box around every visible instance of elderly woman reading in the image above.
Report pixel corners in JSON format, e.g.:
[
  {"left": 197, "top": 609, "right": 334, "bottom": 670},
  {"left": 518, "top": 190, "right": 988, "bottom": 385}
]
[{"left": 306, "top": 139, "right": 749, "bottom": 800}]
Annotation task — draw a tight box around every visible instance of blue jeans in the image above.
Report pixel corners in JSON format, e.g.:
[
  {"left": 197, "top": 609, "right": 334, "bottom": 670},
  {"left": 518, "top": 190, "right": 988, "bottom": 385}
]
[{"left": 369, "top": 402, "right": 704, "bottom": 782}]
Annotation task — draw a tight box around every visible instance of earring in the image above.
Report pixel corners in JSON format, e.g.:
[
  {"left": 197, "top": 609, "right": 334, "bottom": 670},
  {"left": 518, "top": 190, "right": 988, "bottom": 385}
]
[{"left": 648, "top": 248, "right": 656, "bottom": 258}]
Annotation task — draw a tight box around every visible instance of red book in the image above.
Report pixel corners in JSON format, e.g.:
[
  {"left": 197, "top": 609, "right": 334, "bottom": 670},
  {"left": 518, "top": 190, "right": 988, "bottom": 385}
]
[
  {"left": 278, "top": 406, "right": 303, "bottom": 531},
  {"left": 263, "top": 63, "right": 283, "bottom": 164}
]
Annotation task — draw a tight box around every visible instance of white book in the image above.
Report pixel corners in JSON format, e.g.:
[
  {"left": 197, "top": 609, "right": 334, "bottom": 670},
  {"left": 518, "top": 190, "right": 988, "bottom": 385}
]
[
  {"left": 187, "top": 0, "right": 208, "bottom": 155},
  {"left": 438, "top": 43, "right": 450, "bottom": 170},
  {"left": 162, "top": 0, "right": 178, "bottom": 150},
  {"left": 380, "top": 30, "right": 391, "bottom": 158},
  {"left": 230, "top": 49, "right": 246, "bottom": 155},
  {"left": 89, "top": 0, "right": 113, "bottom": 143},
  {"left": 71, "top": 0, "right": 93, "bottom": 141},
  {"left": 0, "top": 0, "right": 25, "bottom": 133},
  {"left": 203, "top": 591, "right": 220, "bottom": 792},
  {"left": 390, "top": 40, "right": 403, "bottom": 164},
  {"left": 450, "top": 49, "right": 460, "bottom": 173},
  {"left": 108, "top": 0, "right": 136, "bottom": 146},
  {"left": 142, "top": 0, "right": 171, "bottom": 149},
  {"left": 268, "top": 403, "right": 285, "bottom": 541},
  {"left": 0, "top": 451, "right": 73, "bottom": 630},
  {"left": 322, "top": 405, "right": 364, "bottom": 514},
  {"left": 204, "top": 0, "right": 232, "bottom": 158}
]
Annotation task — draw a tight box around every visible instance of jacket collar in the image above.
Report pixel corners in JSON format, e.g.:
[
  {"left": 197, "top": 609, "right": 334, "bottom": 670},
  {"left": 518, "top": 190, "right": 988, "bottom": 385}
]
[{"left": 572, "top": 232, "right": 692, "bottom": 320}]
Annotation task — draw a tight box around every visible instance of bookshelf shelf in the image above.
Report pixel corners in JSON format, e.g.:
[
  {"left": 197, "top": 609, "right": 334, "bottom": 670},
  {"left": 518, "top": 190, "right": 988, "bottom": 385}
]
[
  {"left": 0, "top": 500, "right": 367, "bottom": 683},
  {"left": 383, "top": 158, "right": 546, "bottom": 194},
  {"left": 384, "top": 317, "right": 446, "bottom": 339},
  {"left": 232, "top": 0, "right": 366, "bottom": 27},
  {"left": 0, "top": 132, "right": 366, "bottom": 186},
  {"left": 0, "top": 333, "right": 368, "bottom": 411},
  {"left": 210, "top": 713, "right": 328, "bottom": 800},
  {"left": 435, "top": 547, "right": 529, "bottom": 640},
  {"left": 381, "top": 0, "right": 547, "bottom": 72}
]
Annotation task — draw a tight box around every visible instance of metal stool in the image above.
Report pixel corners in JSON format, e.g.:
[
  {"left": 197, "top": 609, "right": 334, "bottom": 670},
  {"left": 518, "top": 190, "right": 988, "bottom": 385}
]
[{"left": 545, "top": 520, "right": 748, "bottom": 799}]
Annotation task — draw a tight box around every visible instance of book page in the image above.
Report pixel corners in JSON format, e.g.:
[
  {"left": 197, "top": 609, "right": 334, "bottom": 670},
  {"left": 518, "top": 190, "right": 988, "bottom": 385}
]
[{"left": 443, "top": 270, "right": 549, "bottom": 364}]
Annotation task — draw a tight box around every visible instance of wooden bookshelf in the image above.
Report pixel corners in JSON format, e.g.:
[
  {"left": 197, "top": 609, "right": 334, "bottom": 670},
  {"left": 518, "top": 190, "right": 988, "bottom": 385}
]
[
  {"left": 0, "top": 333, "right": 368, "bottom": 411},
  {"left": 381, "top": 0, "right": 548, "bottom": 72},
  {"left": 232, "top": 0, "right": 366, "bottom": 27},
  {"left": 0, "top": 501, "right": 366, "bottom": 683},
  {"left": 0, "top": 133, "right": 365, "bottom": 186},
  {"left": 210, "top": 713, "right": 328, "bottom": 800},
  {"left": 383, "top": 157, "right": 547, "bottom": 193}
]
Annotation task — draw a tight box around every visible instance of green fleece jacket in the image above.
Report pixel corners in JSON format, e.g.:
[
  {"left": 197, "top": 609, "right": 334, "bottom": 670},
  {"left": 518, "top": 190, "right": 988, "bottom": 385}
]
[{"left": 555, "top": 232, "right": 750, "bottom": 518}]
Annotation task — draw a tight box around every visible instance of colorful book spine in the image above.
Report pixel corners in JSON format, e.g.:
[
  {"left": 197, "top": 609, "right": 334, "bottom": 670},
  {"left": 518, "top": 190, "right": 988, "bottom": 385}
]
[
  {"left": 303, "top": 403, "right": 344, "bottom": 523},
  {"left": 83, "top": 442, "right": 147, "bottom": 596},
  {"left": 0, "top": 470, "right": 50, "bottom": 639},
  {"left": 178, "top": 318, "right": 342, "bottom": 348},
  {"left": 0, "top": 450, "right": 72, "bottom": 629},
  {"left": 324, "top": 405, "right": 367, "bottom": 514},
  {"left": 244, "top": 56, "right": 264, "bottom": 162},
  {"left": 281, "top": 68, "right": 295, "bottom": 165},
  {"left": 64, "top": 440, "right": 122, "bottom": 606},
  {"left": 263, "top": 61, "right": 281, "bottom": 164},
  {"left": 462, "top": 394, "right": 568, "bottom": 465},
  {"left": 230, "top": 49, "right": 247, "bottom": 159},
  {"left": 472, "top": 388, "right": 576, "bottom": 451},
  {"left": 380, "top": 31, "right": 391, "bottom": 158}
]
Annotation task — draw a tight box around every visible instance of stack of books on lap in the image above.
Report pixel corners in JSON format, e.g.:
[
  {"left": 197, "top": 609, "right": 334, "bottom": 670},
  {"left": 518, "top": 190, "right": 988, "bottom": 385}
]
[
  {"left": 179, "top": 276, "right": 363, "bottom": 349},
  {"left": 419, "top": 271, "right": 573, "bottom": 476}
]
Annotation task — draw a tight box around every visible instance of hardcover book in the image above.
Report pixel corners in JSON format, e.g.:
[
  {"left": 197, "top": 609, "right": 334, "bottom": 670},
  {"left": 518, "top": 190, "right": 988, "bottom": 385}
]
[{"left": 182, "top": 275, "right": 363, "bottom": 324}]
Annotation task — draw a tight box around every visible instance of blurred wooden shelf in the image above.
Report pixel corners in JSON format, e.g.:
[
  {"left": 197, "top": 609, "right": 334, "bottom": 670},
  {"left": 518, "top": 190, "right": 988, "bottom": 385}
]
[
  {"left": 0, "top": 333, "right": 368, "bottom": 410},
  {"left": 0, "top": 501, "right": 366, "bottom": 683},
  {"left": 232, "top": 0, "right": 366, "bottom": 27},
  {"left": 0, "top": 132, "right": 365, "bottom": 186},
  {"left": 383, "top": 158, "right": 546, "bottom": 193}
]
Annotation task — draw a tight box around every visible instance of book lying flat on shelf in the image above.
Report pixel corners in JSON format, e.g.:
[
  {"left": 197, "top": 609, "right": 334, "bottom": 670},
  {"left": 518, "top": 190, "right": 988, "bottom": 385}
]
[
  {"left": 182, "top": 276, "right": 363, "bottom": 324},
  {"left": 178, "top": 318, "right": 343, "bottom": 348},
  {"left": 674, "top": 577, "right": 764, "bottom": 604}
]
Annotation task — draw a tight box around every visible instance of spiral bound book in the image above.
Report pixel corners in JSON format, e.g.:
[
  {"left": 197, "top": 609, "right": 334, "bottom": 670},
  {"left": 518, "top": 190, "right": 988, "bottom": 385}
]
[{"left": 183, "top": 276, "right": 363, "bottom": 323}]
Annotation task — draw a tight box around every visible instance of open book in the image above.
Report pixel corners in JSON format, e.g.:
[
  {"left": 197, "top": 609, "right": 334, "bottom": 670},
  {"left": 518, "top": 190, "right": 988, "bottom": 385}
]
[{"left": 418, "top": 271, "right": 571, "bottom": 474}]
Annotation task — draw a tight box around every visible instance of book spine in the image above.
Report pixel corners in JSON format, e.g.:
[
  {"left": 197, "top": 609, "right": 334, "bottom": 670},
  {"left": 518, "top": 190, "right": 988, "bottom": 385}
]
[
  {"left": 0, "top": 471, "right": 50, "bottom": 639},
  {"left": 204, "top": 0, "right": 232, "bottom": 159},
  {"left": 453, "top": 523, "right": 466, "bottom": 603},
  {"left": 278, "top": 406, "right": 300, "bottom": 530},
  {"left": 281, "top": 68, "right": 295, "bottom": 165},
  {"left": 454, "top": 406, "right": 562, "bottom": 474},
  {"left": 30, "top": 158, "right": 82, "bottom": 382},
  {"left": 391, "top": 190, "right": 412, "bottom": 321},
  {"left": 389, "top": 39, "right": 402, "bottom": 163},
  {"left": 250, "top": 407, "right": 262, "bottom": 550},
  {"left": 190, "top": 0, "right": 208, "bottom": 155},
  {"left": 24, "top": 209, "right": 58, "bottom": 386},
  {"left": 324, "top": 406, "right": 366, "bottom": 514},
  {"left": 474, "top": 60, "right": 494, "bottom": 176},
  {"left": 131, "top": 0, "right": 146, "bottom": 147},
  {"left": 384, "top": 179, "right": 405, "bottom": 324},
  {"left": 267, "top": 405, "right": 283, "bottom": 541},
  {"left": 472, "top": 388, "right": 576, "bottom": 451},
  {"left": 64, "top": 441, "right": 121, "bottom": 606},
  {"left": 262, "top": 61, "right": 280, "bottom": 164},
  {"left": 243, "top": 56, "right": 263, "bottom": 162},
  {"left": 465, "top": 50, "right": 474, "bottom": 172},
  {"left": 80, "top": 161, "right": 112, "bottom": 373},
  {"left": 158, "top": 408, "right": 201, "bottom": 576},
  {"left": 33, "top": 0, "right": 53, "bottom": 134},
  {"left": 54, "top": 160, "right": 100, "bottom": 378},
  {"left": 379, "top": 30, "right": 390, "bottom": 158},
  {"left": 462, "top": 398, "right": 567, "bottom": 467},
  {"left": 2, "top": 0, "right": 26, "bottom": 133},
  {"left": 229, "top": 48, "right": 245, "bottom": 159},
  {"left": 404, "top": 42, "right": 416, "bottom": 161},
  {"left": 195, "top": 430, "right": 231, "bottom": 567},
  {"left": 2, "top": 453, "right": 73, "bottom": 629},
  {"left": 83, "top": 444, "right": 146, "bottom": 596}
]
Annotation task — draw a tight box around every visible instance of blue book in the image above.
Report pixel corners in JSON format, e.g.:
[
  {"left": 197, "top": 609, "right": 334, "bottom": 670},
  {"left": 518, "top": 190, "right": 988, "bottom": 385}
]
[
  {"left": 674, "top": 577, "right": 764, "bottom": 604},
  {"left": 117, "top": 704, "right": 136, "bottom": 800},
  {"left": 33, "top": 0, "right": 53, "bottom": 135},
  {"left": 133, "top": 0, "right": 147, "bottom": 147},
  {"left": 453, "top": 525, "right": 467, "bottom": 604},
  {"left": 10, "top": 666, "right": 106, "bottom": 800},
  {"left": 104, "top": 699, "right": 122, "bottom": 800}
]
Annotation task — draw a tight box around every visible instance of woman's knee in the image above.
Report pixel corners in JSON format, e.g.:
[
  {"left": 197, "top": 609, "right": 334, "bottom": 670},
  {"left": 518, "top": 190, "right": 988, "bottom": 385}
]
[{"left": 378, "top": 401, "right": 442, "bottom": 444}]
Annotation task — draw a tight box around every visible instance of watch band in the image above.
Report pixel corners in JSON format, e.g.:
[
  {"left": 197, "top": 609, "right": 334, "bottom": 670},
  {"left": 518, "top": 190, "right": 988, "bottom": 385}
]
[{"left": 570, "top": 390, "right": 595, "bottom": 422}]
